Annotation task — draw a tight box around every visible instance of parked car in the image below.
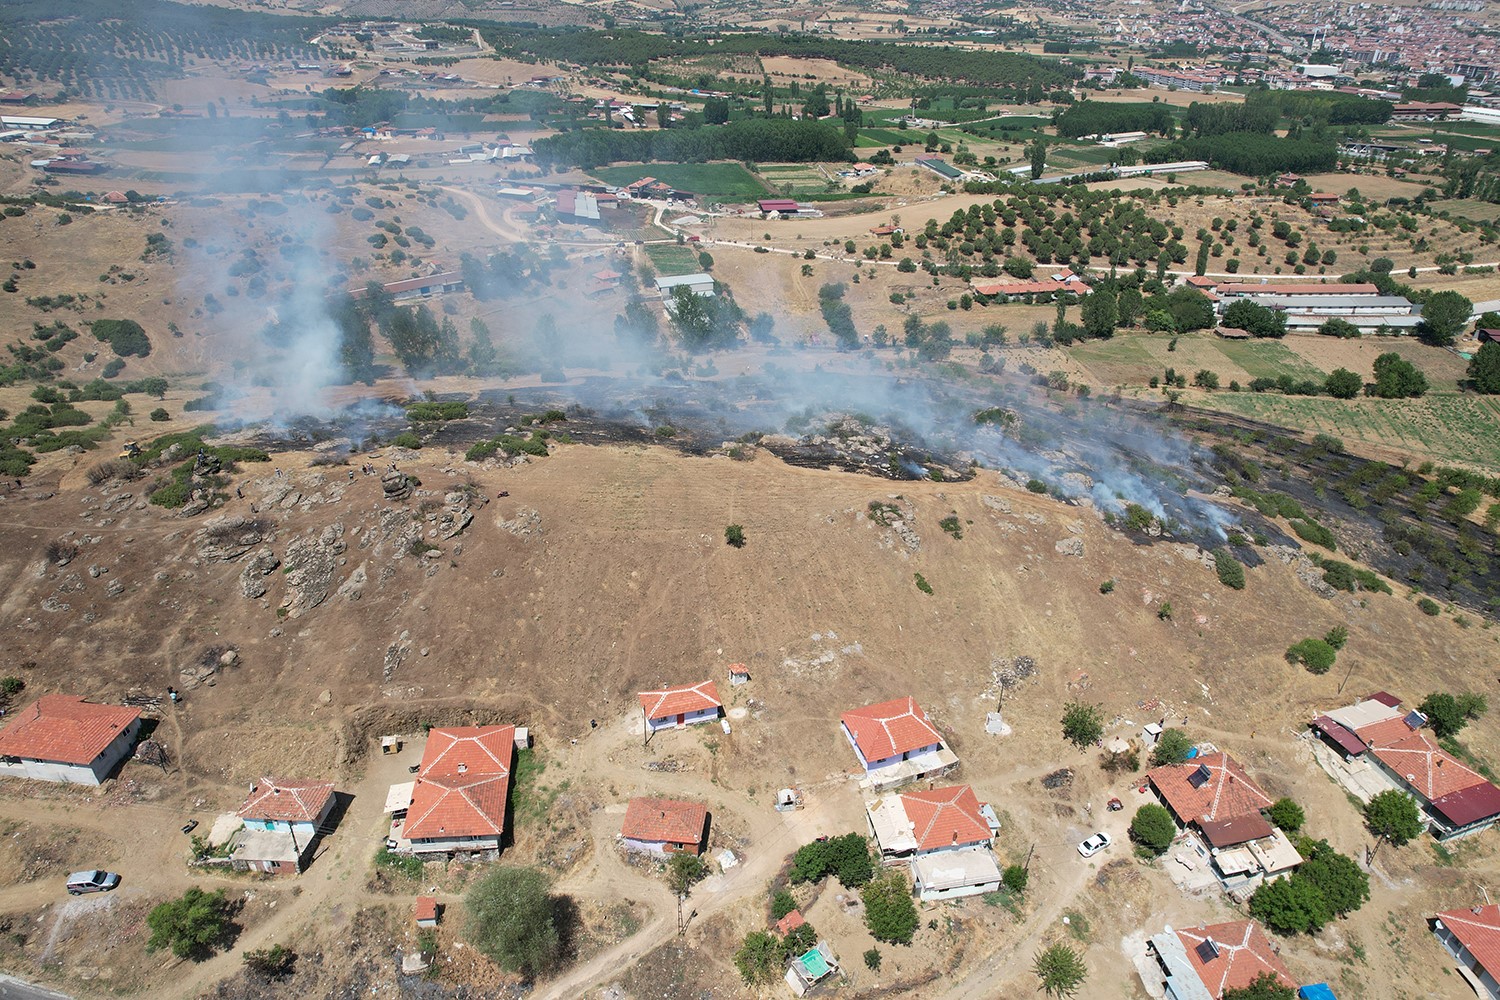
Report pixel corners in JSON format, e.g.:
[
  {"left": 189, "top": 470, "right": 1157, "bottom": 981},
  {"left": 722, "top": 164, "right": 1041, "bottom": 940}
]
[
  {"left": 1077, "top": 832, "right": 1112, "bottom": 858},
  {"left": 66, "top": 870, "right": 120, "bottom": 895}
]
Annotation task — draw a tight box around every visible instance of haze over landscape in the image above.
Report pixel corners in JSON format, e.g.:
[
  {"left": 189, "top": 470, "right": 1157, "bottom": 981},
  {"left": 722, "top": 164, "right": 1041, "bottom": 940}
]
[{"left": 3, "top": 1, "right": 1500, "bottom": 998}]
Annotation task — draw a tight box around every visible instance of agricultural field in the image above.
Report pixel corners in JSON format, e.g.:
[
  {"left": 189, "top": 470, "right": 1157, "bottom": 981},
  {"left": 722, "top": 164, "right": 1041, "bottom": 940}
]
[
  {"left": 757, "top": 163, "right": 836, "bottom": 197},
  {"left": 1197, "top": 391, "right": 1500, "bottom": 470},
  {"left": 644, "top": 243, "right": 704, "bottom": 276},
  {"left": 1434, "top": 198, "right": 1500, "bottom": 223},
  {"left": 590, "top": 162, "right": 768, "bottom": 198},
  {"left": 1067, "top": 332, "right": 1329, "bottom": 388}
]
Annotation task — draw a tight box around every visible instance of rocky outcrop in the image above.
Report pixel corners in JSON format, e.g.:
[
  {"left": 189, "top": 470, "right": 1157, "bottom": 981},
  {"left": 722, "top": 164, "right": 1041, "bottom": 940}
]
[
  {"left": 239, "top": 548, "right": 280, "bottom": 599},
  {"left": 279, "top": 525, "right": 346, "bottom": 618},
  {"left": 497, "top": 507, "right": 541, "bottom": 538},
  {"left": 382, "top": 469, "right": 415, "bottom": 502},
  {"left": 195, "top": 515, "right": 275, "bottom": 562}
]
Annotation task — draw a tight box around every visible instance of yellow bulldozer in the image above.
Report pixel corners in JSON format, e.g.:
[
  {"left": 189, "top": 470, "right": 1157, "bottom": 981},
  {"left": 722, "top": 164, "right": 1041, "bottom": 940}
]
[{"left": 118, "top": 441, "right": 141, "bottom": 460}]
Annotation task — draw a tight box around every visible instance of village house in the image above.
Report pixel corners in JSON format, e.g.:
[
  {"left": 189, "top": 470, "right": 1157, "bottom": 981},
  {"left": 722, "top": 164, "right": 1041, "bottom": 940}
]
[
  {"left": 638, "top": 680, "right": 722, "bottom": 732},
  {"left": 1147, "top": 752, "right": 1275, "bottom": 829},
  {"left": 1146, "top": 919, "right": 1297, "bottom": 999},
  {"left": 0, "top": 694, "right": 141, "bottom": 785},
  {"left": 619, "top": 796, "right": 708, "bottom": 855},
  {"left": 840, "top": 696, "right": 958, "bottom": 791},
  {"left": 387, "top": 726, "right": 516, "bottom": 857},
  {"left": 866, "top": 784, "right": 1002, "bottom": 900},
  {"left": 226, "top": 777, "right": 337, "bottom": 874},
  {"left": 970, "top": 269, "right": 1090, "bottom": 299},
  {"left": 1431, "top": 903, "right": 1500, "bottom": 998},
  {"left": 1312, "top": 693, "right": 1500, "bottom": 840},
  {"left": 654, "top": 273, "right": 716, "bottom": 300}
]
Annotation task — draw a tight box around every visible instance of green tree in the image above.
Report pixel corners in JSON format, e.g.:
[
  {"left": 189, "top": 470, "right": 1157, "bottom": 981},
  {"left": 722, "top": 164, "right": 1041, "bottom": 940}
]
[
  {"left": 1325, "top": 367, "right": 1363, "bottom": 399},
  {"left": 1372, "top": 352, "right": 1428, "bottom": 398},
  {"left": 1080, "top": 292, "right": 1119, "bottom": 338},
  {"left": 1285, "top": 638, "right": 1337, "bottom": 674},
  {"left": 1419, "top": 290, "right": 1472, "bottom": 346},
  {"left": 1418, "top": 691, "right": 1485, "bottom": 738},
  {"left": 1267, "top": 798, "right": 1304, "bottom": 833},
  {"left": 1470, "top": 341, "right": 1500, "bottom": 393},
  {"left": 861, "top": 871, "right": 918, "bottom": 944},
  {"left": 1223, "top": 971, "right": 1296, "bottom": 1000},
  {"left": 771, "top": 889, "right": 797, "bottom": 921},
  {"left": 1297, "top": 839, "right": 1369, "bottom": 916},
  {"left": 733, "top": 930, "right": 785, "bottom": 984},
  {"left": 1248, "top": 871, "right": 1330, "bottom": 934},
  {"left": 1150, "top": 728, "right": 1194, "bottom": 767},
  {"left": 1003, "top": 864, "right": 1029, "bottom": 894},
  {"left": 466, "top": 867, "right": 565, "bottom": 980},
  {"left": 1028, "top": 138, "right": 1047, "bottom": 180},
  {"left": 1060, "top": 702, "right": 1103, "bottom": 748},
  {"left": 1129, "top": 803, "right": 1177, "bottom": 854},
  {"left": 1213, "top": 547, "right": 1244, "bottom": 587},
  {"left": 1222, "top": 299, "right": 1286, "bottom": 338},
  {"left": 1318, "top": 317, "right": 1360, "bottom": 339},
  {"left": 1033, "top": 942, "right": 1088, "bottom": 997},
  {"left": 1364, "top": 790, "right": 1424, "bottom": 846},
  {"left": 146, "top": 887, "right": 233, "bottom": 960},
  {"left": 667, "top": 852, "right": 707, "bottom": 898}
]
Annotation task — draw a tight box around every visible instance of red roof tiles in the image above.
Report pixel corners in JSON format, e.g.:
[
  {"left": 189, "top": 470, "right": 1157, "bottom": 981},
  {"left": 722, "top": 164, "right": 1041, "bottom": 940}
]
[
  {"left": 1354, "top": 716, "right": 1420, "bottom": 750},
  {"left": 238, "top": 777, "right": 335, "bottom": 824},
  {"left": 1199, "top": 813, "right": 1274, "bottom": 849},
  {"left": 1369, "top": 731, "right": 1489, "bottom": 802},
  {"left": 1176, "top": 920, "right": 1295, "bottom": 998},
  {"left": 403, "top": 726, "right": 514, "bottom": 841},
  {"left": 638, "top": 681, "right": 721, "bottom": 722},
  {"left": 0, "top": 695, "right": 139, "bottom": 766},
  {"left": 620, "top": 797, "right": 707, "bottom": 847},
  {"left": 1147, "top": 752, "right": 1273, "bottom": 826},
  {"left": 1437, "top": 904, "right": 1500, "bottom": 977},
  {"left": 414, "top": 896, "right": 439, "bottom": 922},
  {"left": 841, "top": 697, "right": 944, "bottom": 762},
  {"left": 899, "top": 785, "right": 992, "bottom": 851},
  {"left": 775, "top": 909, "right": 806, "bottom": 935}
]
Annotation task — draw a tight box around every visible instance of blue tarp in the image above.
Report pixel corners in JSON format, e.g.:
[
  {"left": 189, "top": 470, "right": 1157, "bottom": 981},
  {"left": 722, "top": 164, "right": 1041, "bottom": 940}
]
[
  {"left": 1185, "top": 747, "right": 1200, "bottom": 759},
  {"left": 1299, "top": 985, "right": 1336, "bottom": 1000}
]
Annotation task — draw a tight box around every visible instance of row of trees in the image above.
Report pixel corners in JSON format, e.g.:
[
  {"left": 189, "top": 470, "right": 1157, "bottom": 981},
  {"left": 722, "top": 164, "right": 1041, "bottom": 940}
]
[
  {"left": 531, "top": 117, "right": 853, "bottom": 170},
  {"left": 1053, "top": 101, "right": 1176, "bottom": 139}
]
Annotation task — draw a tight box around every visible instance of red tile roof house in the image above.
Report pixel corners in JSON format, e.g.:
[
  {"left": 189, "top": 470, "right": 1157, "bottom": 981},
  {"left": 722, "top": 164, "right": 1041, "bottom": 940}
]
[
  {"left": 1147, "top": 919, "right": 1296, "bottom": 999},
  {"left": 0, "top": 695, "right": 141, "bottom": 785},
  {"left": 638, "top": 681, "right": 722, "bottom": 733},
  {"left": 227, "top": 777, "right": 337, "bottom": 874},
  {"left": 619, "top": 796, "right": 708, "bottom": 855},
  {"left": 1431, "top": 903, "right": 1500, "bottom": 998},
  {"left": 866, "top": 784, "right": 1002, "bottom": 900},
  {"left": 840, "top": 697, "right": 959, "bottom": 791},
  {"left": 1146, "top": 752, "right": 1274, "bottom": 833},
  {"left": 388, "top": 726, "right": 515, "bottom": 857}
]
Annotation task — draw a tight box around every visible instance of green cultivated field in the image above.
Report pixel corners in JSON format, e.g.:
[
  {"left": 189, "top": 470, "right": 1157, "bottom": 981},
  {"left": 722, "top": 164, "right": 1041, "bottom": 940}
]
[
  {"left": 1067, "top": 333, "right": 1326, "bottom": 387},
  {"left": 644, "top": 243, "right": 702, "bottom": 275},
  {"left": 591, "top": 162, "right": 767, "bottom": 198},
  {"left": 1198, "top": 392, "right": 1500, "bottom": 470}
]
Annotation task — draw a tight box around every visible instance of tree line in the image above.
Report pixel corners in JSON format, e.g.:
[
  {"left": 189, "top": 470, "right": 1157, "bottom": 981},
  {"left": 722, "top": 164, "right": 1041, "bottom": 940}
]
[
  {"left": 531, "top": 118, "right": 852, "bottom": 170},
  {"left": 1053, "top": 101, "right": 1176, "bottom": 139}
]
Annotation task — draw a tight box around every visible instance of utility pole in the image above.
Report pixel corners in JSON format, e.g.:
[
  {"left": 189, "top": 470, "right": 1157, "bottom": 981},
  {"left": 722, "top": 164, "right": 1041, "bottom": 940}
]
[
  {"left": 1337, "top": 658, "right": 1356, "bottom": 695},
  {"left": 1024, "top": 842, "right": 1035, "bottom": 873}
]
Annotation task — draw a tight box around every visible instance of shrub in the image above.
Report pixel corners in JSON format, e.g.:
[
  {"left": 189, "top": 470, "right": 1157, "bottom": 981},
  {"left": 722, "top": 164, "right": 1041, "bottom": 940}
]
[
  {"left": 1417, "top": 597, "right": 1441, "bottom": 616},
  {"left": 43, "top": 539, "right": 79, "bottom": 564},
  {"left": 1099, "top": 579, "right": 1115, "bottom": 594},
  {"left": 405, "top": 401, "right": 468, "bottom": 421},
  {"left": 243, "top": 944, "right": 295, "bottom": 979},
  {"left": 145, "top": 887, "right": 233, "bottom": 960},
  {"left": 374, "top": 845, "right": 424, "bottom": 880},
  {"left": 391, "top": 431, "right": 421, "bottom": 450},
  {"left": 1286, "top": 638, "right": 1337, "bottom": 674},
  {"left": 1213, "top": 549, "right": 1245, "bottom": 589},
  {"left": 1130, "top": 803, "right": 1177, "bottom": 855},
  {"left": 1002, "top": 864, "right": 1029, "bottom": 894},
  {"left": 149, "top": 407, "right": 170, "bottom": 421},
  {"left": 1267, "top": 798, "right": 1304, "bottom": 833},
  {"left": 914, "top": 572, "right": 933, "bottom": 595},
  {"left": 864, "top": 948, "right": 882, "bottom": 970},
  {"left": 1033, "top": 942, "right": 1088, "bottom": 997},
  {"left": 734, "top": 931, "right": 785, "bottom": 985},
  {"left": 1060, "top": 702, "right": 1103, "bottom": 748},
  {"left": 939, "top": 515, "right": 963, "bottom": 539},
  {"left": 1026, "top": 478, "right": 1048, "bottom": 493},
  {"left": 725, "top": 524, "right": 746, "bottom": 548},
  {"left": 1290, "top": 519, "right": 1336, "bottom": 550},
  {"left": 1323, "top": 626, "right": 1348, "bottom": 650},
  {"left": 85, "top": 458, "right": 141, "bottom": 485}
]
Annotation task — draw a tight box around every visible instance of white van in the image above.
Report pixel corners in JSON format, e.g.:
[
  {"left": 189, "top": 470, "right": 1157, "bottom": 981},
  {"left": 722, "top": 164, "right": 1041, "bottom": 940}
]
[{"left": 65, "top": 870, "right": 119, "bottom": 895}]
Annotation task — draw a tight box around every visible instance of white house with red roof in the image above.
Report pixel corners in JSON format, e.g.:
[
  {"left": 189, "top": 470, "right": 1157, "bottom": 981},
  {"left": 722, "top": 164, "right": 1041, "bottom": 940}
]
[
  {"left": 0, "top": 694, "right": 141, "bottom": 785},
  {"left": 638, "top": 681, "right": 722, "bottom": 733},
  {"left": 1147, "top": 919, "right": 1296, "bottom": 1000},
  {"left": 226, "top": 777, "right": 337, "bottom": 874},
  {"left": 388, "top": 726, "right": 515, "bottom": 857},
  {"left": 1432, "top": 904, "right": 1500, "bottom": 998},
  {"left": 866, "top": 784, "right": 1002, "bottom": 900},
  {"left": 619, "top": 796, "right": 708, "bottom": 855},
  {"left": 840, "top": 696, "right": 958, "bottom": 791}
]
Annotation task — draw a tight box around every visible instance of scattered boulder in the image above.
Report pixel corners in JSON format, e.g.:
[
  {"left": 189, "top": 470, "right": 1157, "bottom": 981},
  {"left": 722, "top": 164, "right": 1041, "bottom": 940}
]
[
  {"left": 1054, "top": 536, "right": 1084, "bottom": 558},
  {"left": 382, "top": 469, "right": 415, "bottom": 502},
  {"left": 497, "top": 507, "right": 541, "bottom": 538}
]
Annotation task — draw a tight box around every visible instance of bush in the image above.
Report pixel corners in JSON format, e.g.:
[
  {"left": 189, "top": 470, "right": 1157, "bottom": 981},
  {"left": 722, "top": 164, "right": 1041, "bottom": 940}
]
[
  {"left": 1267, "top": 798, "right": 1304, "bottom": 832},
  {"left": 1417, "top": 597, "right": 1441, "bottom": 616},
  {"left": 146, "top": 887, "right": 233, "bottom": 960},
  {"left": 1026, "top": 478, "right": 1048, "bottom": 493},
  {"left": 1033, "top": 942, "right": 1088, "bottom": 997},
  {"left": 374, "top": 845, "right": 424, "bottom": 880},
  {"left": 734, "top": 931, "right": 785, "bottom": 985},
  {"left": 1286, "top": 638, "right": 1337, "bottom": 674},
  {"left": 862, "top": 871, "right": 918, "bottom": 944},
  {"left": 1290, "top": 519, "right": 1336, "bottom": 550},
  {"left": 391, "top": 431, "right": 421, "bottom": 450},
  {"left": 405, "top": 401, "right": 468, "bottom": 421},
  {"left": 1099, "top": 579, "right": 1115, "bottom": 594},
  {"left": 243, "top": 944, "right": 295, "bottom": 979},
  {"left": 771, "top": 889, "right": 797, "bottom": 921},
  {"left": 914, "top": 572, "right": 933, "bottom": 595},
  {"left": 725, "top": 524, "right": 746, "bottom": 548},
  {"left": 864, "top": 948, "right": 882, "bottom": 970},
  {"left": 1129, "top": 803, "right": 1177, "bottom": 855},
  {"left": 85, "top": 458, "right": 141, "bottom": 485},
  {"left": 1323, "top": 626, "right": 1348, "bottom": 650},
  {"left": 1002, "top": 864, "right": 1029, "bottom": 894},
  {"left": 1213, "top": 549, "right": 1245, "bottom": 589},
  {"left": 149, "top": 407, "right": 170, "bottom": 421}
]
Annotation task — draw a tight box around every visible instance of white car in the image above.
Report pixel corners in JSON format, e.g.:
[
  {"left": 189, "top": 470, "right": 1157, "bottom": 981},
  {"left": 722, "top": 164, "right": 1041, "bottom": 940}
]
[{"left": 1077, "top": 832, "right": 1112, "bottom": 858}]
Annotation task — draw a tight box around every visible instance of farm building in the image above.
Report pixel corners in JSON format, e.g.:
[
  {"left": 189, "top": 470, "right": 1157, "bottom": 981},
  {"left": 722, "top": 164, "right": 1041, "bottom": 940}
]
[
  {"left": 226, "top": 777, "right": 337, "bottom": 874},
  {"left": 0, "top": 695, "right": 141, "bottom": 785},
  {"left": 1, "top": 115, "right": 59, "bottom": 130},
  {"left": 654, "top": 273, "right": 716, "bottom": 299},
  {"left": 840, "top": 696, "right": 958, "bottom": 791},
  {"left": 914, "top": 154, "right": 965, "bottom": 180},
  {"left": 1391, "top": 101, "right": 1462, "bottom": 121},
  {"left": 1198, "top": 815, "right": 1303, "bottom": 894},
  {"left": 620, "top": 796, "right": 708, "bottom": 855},
  {"left": 1431, "top": 904, "right": 1500, "bottom": 998},
  {"left": 348, "top": 271, "right": 464, "bottom": 301},
  {"left": 556, "top": 189, "right": 601, "bottom": 221},
  {"left": 1312, "top": 694, "right": 1500, "bottom": 840},
  {"left": 387, "top": 726, "right": 515, "bottom": 857},
  {"left": 1147, "top": 920, "right": 1296, "bottom": 1000},
  {"left": 638, "top": 681, "right": 721, "bottom": 732}
]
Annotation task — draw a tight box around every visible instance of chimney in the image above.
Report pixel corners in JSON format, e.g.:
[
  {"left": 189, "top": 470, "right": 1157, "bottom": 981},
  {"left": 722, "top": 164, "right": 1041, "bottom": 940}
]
[{"left": 457, "top": 762, "right": 467, "bottom": 774}]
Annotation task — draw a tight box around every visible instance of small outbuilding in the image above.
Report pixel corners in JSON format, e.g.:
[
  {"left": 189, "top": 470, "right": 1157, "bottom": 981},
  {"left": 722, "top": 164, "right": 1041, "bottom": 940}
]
[
  {"left": 638, "top": 681, "right": 722, "bottom": 732},
  {"left": 620, "top": 796, "right": 708, "bottom": 855},
  {"left": 415, "top": 896, "right": 441, "bottom": 928}
]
